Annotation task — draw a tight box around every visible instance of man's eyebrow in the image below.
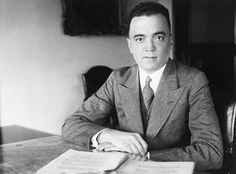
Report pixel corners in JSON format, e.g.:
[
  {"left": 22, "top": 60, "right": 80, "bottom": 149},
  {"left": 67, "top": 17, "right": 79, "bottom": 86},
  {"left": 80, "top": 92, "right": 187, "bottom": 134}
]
[
  {"left": 153, "top": 31, "right": 167, "bottom": 36},
  {"left": 133, "top": 31, "right": 167, "bottom": 38},
  {"left": 133, "top": 34, "right": 145, "bottom": 38}
]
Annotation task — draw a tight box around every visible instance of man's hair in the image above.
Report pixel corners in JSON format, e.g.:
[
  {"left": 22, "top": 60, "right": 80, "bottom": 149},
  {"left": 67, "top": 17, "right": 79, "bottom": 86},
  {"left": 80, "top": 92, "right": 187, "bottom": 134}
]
[{"left": 127, "top": 2, "right": 171, "bottom": 35}]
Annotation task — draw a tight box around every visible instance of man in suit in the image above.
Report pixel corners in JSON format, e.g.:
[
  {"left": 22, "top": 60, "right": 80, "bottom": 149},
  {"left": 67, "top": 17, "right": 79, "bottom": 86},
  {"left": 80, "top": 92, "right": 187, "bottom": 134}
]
[{"left": 62, "top": 2, "right": 223, "bottom": 170}]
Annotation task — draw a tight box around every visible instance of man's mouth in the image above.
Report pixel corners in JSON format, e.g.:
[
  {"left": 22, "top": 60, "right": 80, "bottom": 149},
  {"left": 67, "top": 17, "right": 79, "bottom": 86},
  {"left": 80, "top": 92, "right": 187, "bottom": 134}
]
[{"left": 143, "top": 56, "right": 157, "bottom": 59}]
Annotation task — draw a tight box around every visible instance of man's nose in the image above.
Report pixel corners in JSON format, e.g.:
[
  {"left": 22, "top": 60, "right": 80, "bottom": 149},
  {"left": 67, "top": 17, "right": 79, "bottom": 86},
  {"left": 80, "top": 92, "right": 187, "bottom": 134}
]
[{"left": 145, "top": 39, "right": 155, "bottom": 51}]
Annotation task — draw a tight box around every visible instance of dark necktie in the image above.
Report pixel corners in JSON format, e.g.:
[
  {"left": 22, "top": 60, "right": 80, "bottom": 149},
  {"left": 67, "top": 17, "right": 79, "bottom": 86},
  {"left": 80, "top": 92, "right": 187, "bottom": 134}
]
[{"left": 143, "top": 76, "right": 154, "bottom": 111}]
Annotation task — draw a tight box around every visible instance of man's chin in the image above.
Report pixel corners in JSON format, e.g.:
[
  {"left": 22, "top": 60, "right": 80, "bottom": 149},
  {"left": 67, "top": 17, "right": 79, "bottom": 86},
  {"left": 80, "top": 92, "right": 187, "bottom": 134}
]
[{"left": 141, "top": 65, "right": 161, "bottom": 73}]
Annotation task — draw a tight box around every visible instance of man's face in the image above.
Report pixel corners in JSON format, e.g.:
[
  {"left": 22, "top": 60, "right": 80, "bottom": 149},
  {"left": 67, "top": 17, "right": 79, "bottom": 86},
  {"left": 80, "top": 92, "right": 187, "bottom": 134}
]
[{"left": 127, "top": 14, "right": 172, "bottom": 74}]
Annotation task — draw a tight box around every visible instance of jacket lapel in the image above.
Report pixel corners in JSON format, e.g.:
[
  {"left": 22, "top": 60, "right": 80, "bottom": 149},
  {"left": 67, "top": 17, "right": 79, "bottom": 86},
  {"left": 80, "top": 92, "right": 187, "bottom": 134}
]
[
  {"left": 118, "top": 66, "right": 144, "bottom": 136},
  {"left": 146, "top": 60, "right": 185, "bottom": 141}
]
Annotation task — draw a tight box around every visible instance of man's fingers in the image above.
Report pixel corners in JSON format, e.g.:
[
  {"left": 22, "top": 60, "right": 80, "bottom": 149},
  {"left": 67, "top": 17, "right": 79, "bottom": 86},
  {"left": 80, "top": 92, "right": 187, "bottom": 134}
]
[
  {"left": 97, "top": 129, "right": 148, "bottom": 155},
  {"left": 120, "top": 134, "right": 146, "bottom": 155},
  {"left": 128, "top": 141, "right": 141, "bottom": 154},
  {"left": 132, "top": 136, "right": 147, "bottom": 155},
  {"left": 134, "top": 133, "right": 148, "bottom": 153}
]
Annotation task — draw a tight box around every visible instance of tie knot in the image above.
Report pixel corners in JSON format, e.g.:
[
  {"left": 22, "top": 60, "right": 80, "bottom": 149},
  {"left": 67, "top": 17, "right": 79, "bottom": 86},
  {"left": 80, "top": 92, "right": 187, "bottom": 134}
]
[
  {"left": 145, "top": 76, "right": 152, "bottom": 85},
  {"left": 143, "top": 76, "right": 154, "bottom": 112}
]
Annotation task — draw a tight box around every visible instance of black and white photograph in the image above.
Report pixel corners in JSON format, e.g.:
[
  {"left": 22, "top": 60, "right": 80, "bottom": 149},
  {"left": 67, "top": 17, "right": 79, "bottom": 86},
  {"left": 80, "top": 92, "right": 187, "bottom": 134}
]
[{"left": 0, "top": 0, "right": 236, "bottom": 174}]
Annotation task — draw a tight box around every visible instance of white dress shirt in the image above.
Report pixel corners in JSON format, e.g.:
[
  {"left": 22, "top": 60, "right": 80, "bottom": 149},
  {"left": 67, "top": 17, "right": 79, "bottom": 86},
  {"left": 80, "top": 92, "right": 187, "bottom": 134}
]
[{"left": 139, "top": 64, "right": 166, "bottom": 94}]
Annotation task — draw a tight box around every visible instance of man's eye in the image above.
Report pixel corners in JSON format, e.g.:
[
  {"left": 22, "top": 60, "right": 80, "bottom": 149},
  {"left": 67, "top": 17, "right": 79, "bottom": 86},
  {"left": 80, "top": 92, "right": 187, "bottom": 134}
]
[
  {"left": 155, "top": 35, "right": 164, "bottom": 41},
  {"left": 135, "top": 37, "right": 144, "bottom": 42}
]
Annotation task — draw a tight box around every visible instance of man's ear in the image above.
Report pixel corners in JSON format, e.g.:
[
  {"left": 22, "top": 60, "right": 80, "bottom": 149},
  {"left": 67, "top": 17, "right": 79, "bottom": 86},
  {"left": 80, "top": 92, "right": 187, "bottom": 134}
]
[
  {"left": 168, "top": 35, "right": 174, "bottom": 57},
  {"left": 168, "top": 35, "right": 174, "bottom": 52},
  {"left": 169, "top": 35, "right": 173, "bottom": 46},
  {"left": 126, "top": 38, "right": 133, "bottom": 54}
]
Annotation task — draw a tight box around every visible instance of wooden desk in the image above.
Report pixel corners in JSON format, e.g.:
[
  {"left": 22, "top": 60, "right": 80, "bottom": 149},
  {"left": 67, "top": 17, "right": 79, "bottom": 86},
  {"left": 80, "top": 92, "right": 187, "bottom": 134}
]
[
  {"left": 0, "top": 136, "right": 214, "bottom": 174},
  {"left": 0, "top": 136, "right": 86, "bottom": 174},
  {"left": 0, "top": 125, "right": 53, "bottom": 144}
]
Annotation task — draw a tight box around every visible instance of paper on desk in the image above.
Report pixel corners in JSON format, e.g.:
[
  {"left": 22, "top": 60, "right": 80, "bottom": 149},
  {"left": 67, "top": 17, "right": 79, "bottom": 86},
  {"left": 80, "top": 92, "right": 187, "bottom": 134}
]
[
  {"left": 118, "top": 159, "right": 195, "bottom": 174},
  {"left": 36, "top": 149, "right": 128, "bottom": 174}
]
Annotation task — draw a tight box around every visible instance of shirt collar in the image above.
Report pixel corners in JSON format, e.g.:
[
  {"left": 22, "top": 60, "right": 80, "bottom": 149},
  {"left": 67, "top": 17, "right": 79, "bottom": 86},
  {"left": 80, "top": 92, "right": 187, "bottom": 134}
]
[{"left": 139, "top": 64, "right": 166, "bottom": 93}]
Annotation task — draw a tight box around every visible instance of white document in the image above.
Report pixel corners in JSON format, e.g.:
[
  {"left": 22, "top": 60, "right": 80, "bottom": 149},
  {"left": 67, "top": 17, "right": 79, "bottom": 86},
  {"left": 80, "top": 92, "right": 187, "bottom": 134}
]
[
  {"left": 36, "top": 149, "right": 128, "bottom": 174},
  {"left": 118, "top": 159, "right": 195, "bottom": 174}
]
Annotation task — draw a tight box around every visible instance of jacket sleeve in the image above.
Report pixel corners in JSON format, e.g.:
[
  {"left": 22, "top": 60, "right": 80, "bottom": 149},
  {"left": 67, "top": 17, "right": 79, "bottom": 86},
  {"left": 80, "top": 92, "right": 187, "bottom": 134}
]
[
  {"left": 149, "top": 72, "right": 223, "bottom": 170},
  {"left": 61, "top": 72, "right": 115, "bottom": 149}
]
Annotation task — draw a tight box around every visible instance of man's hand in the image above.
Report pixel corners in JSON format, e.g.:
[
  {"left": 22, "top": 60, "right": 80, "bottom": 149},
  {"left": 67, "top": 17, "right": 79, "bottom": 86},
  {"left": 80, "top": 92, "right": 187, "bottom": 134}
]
[{"left": 97, "top": 129, "right": 148, "bottom": 156}]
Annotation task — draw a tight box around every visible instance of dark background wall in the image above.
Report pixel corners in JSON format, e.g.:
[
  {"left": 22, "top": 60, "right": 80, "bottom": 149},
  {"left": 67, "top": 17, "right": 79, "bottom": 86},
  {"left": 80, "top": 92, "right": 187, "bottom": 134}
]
[{"left": 173, "top": 0, "right": 235, "bottom": 97}]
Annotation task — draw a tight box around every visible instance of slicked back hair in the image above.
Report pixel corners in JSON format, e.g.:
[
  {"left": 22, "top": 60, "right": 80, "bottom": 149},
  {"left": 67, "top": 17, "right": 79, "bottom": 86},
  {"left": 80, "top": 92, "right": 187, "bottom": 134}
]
[{"left": 127, "top": 2, "right": 171, "bottom": 35}]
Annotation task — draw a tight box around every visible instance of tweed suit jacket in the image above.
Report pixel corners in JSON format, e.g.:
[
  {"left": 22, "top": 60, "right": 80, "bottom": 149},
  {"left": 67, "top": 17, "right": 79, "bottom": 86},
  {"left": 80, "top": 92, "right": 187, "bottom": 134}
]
[{"left": 62, "top": 59, "right": 223, "bottom": 170}]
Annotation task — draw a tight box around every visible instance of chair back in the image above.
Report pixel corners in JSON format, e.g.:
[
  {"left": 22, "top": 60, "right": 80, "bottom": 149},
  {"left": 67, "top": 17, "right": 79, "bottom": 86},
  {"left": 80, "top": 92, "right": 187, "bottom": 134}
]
[
  {"left": 210, "top": 84, "right": 236, "bottom": 174},
  {"left": 82, "top": 66, "right": 113, "bottom": 101}
]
